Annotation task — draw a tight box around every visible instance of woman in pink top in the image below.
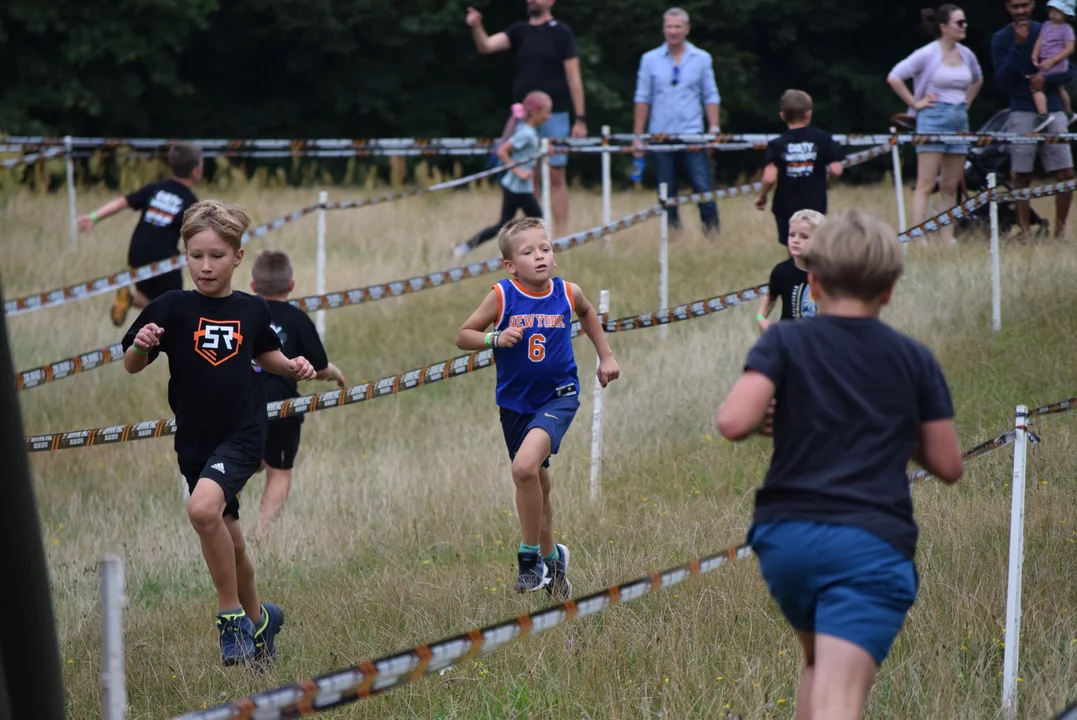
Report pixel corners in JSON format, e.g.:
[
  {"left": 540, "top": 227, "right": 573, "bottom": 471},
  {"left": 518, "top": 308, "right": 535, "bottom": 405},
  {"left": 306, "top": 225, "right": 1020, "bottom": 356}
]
[{"left": 887, "top": 4, "right": 983, "bottom": 245}]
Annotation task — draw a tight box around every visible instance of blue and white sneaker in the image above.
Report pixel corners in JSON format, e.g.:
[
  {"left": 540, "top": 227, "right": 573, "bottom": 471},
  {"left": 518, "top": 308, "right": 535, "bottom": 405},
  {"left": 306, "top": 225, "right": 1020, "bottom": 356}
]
[
  {"left": 545, "top": 544, "right": 573, "bottom": 601},
  {"left": 216, "top": 610, "right": 255, "bottom": 666},
  {"left": 515, "top": 551, "right": 551, "bottom": 593},
  {"left": 252, "top": 602, "right": 285, "bottom": 664}
]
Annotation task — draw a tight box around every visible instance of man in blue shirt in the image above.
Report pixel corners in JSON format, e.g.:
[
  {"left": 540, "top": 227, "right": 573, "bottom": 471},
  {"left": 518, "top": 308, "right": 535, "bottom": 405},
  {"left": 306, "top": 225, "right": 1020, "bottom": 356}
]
[
  {"left": 632, "top": 8, "right": 721, "bottom": 235},
  {"left": 992, "top": 0, "right": 1075, "bottom": 238}
]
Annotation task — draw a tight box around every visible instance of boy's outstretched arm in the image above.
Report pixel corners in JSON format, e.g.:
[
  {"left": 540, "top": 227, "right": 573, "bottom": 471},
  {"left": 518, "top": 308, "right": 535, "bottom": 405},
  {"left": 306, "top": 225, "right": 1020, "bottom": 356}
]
[
  {"left": 77, "top": 196, "right": 129, "bottom": 232},
  {"left": 315, "top": 362, "right": 347, "bottom": 388},
  {"left": 912, "top": 419, "right": 963, "bottom": 484},
  {"left": 254, "top": 350, "right": 316, "bottom": 381},
  {"left": 569, "top": 283, "right": 619, "bottom": 388},
  {"left": 753, "top": 163, "right": 779, "bottom": 211},
  {"left": 717, "top": 371, "right": 776, "bottom": 441}
]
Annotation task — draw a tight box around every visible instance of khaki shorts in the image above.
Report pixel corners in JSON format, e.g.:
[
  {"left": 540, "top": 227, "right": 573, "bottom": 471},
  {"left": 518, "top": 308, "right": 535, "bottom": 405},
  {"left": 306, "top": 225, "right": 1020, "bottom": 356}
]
[{"left": 1007, "top": 111, "right": 1074, "bottom": 174}]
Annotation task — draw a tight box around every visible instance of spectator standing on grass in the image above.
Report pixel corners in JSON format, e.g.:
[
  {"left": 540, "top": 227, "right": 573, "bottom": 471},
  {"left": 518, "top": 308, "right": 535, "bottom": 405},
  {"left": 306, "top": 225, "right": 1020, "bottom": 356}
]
[
  {"left": 632, "top": 7, "right": 722, "bottom": 236},
  {"left": 887, "top": 4, "right": 983, "bottom": 247},
  {"left": 466, "top": 0, "right": 587, "bottom": 236},
  {"left": 993, "top": 0, "right": 1075, "bottom": 239}
]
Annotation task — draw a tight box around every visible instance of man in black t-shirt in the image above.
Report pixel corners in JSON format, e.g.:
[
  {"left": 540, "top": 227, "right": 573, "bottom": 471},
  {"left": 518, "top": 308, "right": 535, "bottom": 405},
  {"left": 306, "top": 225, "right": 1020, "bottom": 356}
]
[
  {"left": 79, "top": 142, "right": 203, "bottom": 326},
  {"left": 249, "top": 250, "right": 347, "bottom": 534},
  {"left": 123, "top": 200, "right": 316, "bottom": 668},
  {"left": 466, "top": 1, "right": 587, "bottom": 234},
  {"left": 754, "top": 90, "right": 844, "bottom": 246},
  {"left": 717, "top": 210, "right": 962, "bottom": 716}
]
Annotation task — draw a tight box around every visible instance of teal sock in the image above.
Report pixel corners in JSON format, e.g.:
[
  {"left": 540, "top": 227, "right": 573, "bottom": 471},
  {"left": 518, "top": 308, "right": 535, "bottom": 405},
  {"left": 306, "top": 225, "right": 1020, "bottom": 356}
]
[
  {"left": 543, "top": 548, "right": 558, "bottom": 562},
  {"left": 520, "top": 542, "right": 541, "bottom": 555}
]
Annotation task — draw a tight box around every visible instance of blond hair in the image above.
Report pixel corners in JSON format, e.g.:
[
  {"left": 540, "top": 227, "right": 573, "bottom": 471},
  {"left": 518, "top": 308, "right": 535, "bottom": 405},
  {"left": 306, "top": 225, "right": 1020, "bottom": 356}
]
[
  {"left": 780, "top": 89, "right": 813, "bottom": 123},
  {"left": 251, "top": 250, "right": 294, "bottom": 296},
  {"left": 800, "top": 209, "right": 904, "bottom": 302},
  {"left": 498, "top": 216, "right": 549, "bottom": 259},
  {"left": 789, "top": 209, "right": 827, "bottom": 230},
  {"left": 181, "top": 200, "right": 251, "bottom": 251}
]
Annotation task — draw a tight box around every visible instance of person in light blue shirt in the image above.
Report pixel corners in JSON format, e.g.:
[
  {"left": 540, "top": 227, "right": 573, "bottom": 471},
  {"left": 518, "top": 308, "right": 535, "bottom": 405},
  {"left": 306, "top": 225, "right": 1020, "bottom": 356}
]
[{"left": 633, "top": 8, "right": 722, "bottom": 235}]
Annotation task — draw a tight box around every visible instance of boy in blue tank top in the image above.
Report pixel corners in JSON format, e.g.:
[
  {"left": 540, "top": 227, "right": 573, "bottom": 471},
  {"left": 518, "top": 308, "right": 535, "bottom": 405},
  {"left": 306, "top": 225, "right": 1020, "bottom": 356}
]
[
  {"left": 456, "top": 217, "right": 620, "bottom": 597},
  {"left": 717, "top": 210, "right": 963, "bottom": 719}
]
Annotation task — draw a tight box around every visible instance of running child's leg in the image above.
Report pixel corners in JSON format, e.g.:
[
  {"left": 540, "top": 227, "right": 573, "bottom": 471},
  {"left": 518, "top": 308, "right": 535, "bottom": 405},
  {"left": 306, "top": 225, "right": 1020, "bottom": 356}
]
[
  {"left": 187, "top": 479, "right": 242, "bottom": 611},
  {"left": 809, "top": 635, "right": 877, "bottom": 720},
  {"left": 225, "top": 516, "right": 262, "bottom": 625},
  {"left": 259, "top": 467, "right": 293, "bottom": 531},
  {"left": 462, "top": 188, "right": 526, "bottom": 253},
  {"left": 794, "top": 630, "right": 816, "bottom": 720},
  {"left": 511, "top": 428, "right": 551, "bottom": 547},
  {"left": 538, "top": 466, "right": 554, "bottom": 558}
]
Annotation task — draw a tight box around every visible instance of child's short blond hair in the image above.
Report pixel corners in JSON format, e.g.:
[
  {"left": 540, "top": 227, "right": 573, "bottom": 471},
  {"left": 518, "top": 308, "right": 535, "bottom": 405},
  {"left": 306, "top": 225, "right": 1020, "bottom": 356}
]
[
  {"left": 498, "top": 216, "right": 549, "bottom": 259},
  {"left": 251, "top": 250, "right": 294, "bottom": 296},
  {"left": 789, "top": 209, "right": 827, "bottom": 230},
  {"left": 181, "top": 200, "right": 250, "bottom": 251},
  {"left": 801, "top": 209, "right": 904, "bottom": 302},
  {"left": 168, "top": 142, "right": 203, "bottom": 179},
  {"left": 780, "top": 90, "right": 813, "bottom": 124}
]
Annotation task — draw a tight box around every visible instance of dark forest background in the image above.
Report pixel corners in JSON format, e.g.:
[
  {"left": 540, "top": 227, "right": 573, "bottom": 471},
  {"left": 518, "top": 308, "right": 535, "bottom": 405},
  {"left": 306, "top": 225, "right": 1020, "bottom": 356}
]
[{"left": 0, "top": 0, "right": 1053, "bottom": 186}]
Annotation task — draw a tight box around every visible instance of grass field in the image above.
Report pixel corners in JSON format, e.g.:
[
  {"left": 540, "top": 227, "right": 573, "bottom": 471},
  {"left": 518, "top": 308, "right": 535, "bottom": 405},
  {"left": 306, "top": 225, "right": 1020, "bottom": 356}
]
[{"left": 5, "top": 177, "right": 1077, "bottom": 720}]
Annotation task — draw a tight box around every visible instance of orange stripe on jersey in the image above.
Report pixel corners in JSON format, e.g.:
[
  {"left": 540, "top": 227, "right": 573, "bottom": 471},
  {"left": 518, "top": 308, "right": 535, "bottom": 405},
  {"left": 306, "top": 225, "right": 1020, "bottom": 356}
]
[
  {"left": 493, "top": 283, "right": 505, "bottom": 328},
  {"left": 510, "top": 278, "right": 553, "bottom": 298},
  {"left": 564, "top": 279, "right": 575, "bottom": 315}
]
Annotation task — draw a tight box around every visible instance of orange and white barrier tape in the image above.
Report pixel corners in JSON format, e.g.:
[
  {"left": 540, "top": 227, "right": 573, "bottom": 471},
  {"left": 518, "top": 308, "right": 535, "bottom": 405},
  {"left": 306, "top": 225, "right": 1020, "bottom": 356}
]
[{"left": 15, "top": 343, "right": 124, "bottom": 391}]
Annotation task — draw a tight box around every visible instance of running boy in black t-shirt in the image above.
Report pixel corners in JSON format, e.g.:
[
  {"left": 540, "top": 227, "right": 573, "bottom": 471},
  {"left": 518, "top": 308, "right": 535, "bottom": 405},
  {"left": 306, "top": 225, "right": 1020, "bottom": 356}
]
[
  {"left": 249, "top": 250, "right": 347, "bottom": 534},
  {"left": 717, "top": 210, "right": 963, "bottom": 719},
  {"left": 79, "top": 142, "right": 203, "bottom": 327},
  {"left": 754, "top": 90, "right": 844, "bottom": 246},
  {"left": 755, "top": 209, "right": 825, "bottom": 332},
  {"left": 122, "top": 201, "right": 316, "bottom": 667}
]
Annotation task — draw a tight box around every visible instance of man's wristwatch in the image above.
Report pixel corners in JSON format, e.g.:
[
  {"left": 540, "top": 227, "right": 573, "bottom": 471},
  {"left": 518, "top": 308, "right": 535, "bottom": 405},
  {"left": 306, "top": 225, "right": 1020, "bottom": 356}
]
[{"left": 575, "top": 114, "right": 587, "bottom": 123}]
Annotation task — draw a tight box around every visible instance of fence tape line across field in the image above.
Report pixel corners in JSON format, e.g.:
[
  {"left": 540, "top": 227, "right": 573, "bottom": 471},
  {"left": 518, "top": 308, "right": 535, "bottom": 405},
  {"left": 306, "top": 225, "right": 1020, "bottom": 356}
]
[
  {"left": 171, "top": 544, "right": 756, "bottom": 720},
  {"left": 3, "top": 155, "right": 540, "bottom": 318},
  {"left": 0, "top": 146, "right": 66, "bottom": 169},
  {"left": 1027, "top": 397, "right": 1077, "bottom": 417},
  {"left": 23, "top": 282, "right": 772, "bottom": 451},
  {"left": 15, "top": 343, "right": 125, "bottom": 391}
]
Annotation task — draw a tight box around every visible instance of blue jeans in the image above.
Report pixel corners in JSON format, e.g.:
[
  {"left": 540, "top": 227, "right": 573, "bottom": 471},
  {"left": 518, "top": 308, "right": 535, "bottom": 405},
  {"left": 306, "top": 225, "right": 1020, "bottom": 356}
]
[{"left": 651, "top": 149, "right": 719, "bottom": 232}]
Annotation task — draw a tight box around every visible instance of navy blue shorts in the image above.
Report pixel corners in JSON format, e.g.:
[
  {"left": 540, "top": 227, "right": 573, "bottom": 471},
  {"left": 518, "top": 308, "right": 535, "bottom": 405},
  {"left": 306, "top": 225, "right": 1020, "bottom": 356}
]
[
  {"left": 747, "top": 521, "right": 918, "bottom": 665},
  {"left": 499, "top": 395, "right": 580, "bottom": 468}
]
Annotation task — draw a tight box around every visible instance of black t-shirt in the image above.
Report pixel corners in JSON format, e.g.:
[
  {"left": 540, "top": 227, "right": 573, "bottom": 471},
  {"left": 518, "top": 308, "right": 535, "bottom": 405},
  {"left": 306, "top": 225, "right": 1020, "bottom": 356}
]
[
  {"left": 505, "top": 20, "right": 578, "bottom": 113},
  {"left": 121, "top": 290, "right": 282, "bottom": 462},
  {"left": 256, "top": 300, "right": 329, "bottom": 425},
  {"left": 763, "top": 126, "right": 844, "bottom": 222},
  {"left": 744, "top": 316, "right": 955, "bottom": 559},
  {"left": 124, "top": 179, "right": 199, "bottom": 266},
  {"left": 767, "top": 258, "right": 816, "bottom": 321}
]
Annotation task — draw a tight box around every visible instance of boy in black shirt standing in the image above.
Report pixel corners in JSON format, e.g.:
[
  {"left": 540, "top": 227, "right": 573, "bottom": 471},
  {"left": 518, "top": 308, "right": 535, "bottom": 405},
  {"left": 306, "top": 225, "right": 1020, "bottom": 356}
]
[
  {"left": 122, "top": 201, "right": 316, "bottom": 667},
  {"left": 754, "top": 90, "right": 844, "bottom": 246},
  {"left": 249, "top": 250, "right": 346, "bottom": 534},
  {"left": 755, "top": 209, "right": 825, "bottom": 332},
  {"left": 79, "top": 142, "right": 202, "bottom": 327},
  {"left": 717, "top": 210, "right": 963, "bottom": 719}
]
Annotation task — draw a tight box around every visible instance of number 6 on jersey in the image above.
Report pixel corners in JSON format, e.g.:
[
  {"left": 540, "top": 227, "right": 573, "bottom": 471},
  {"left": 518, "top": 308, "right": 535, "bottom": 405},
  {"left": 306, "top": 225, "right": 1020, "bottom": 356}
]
[{"left": 529, "top": 333, "right": 546, "bottom": 362}]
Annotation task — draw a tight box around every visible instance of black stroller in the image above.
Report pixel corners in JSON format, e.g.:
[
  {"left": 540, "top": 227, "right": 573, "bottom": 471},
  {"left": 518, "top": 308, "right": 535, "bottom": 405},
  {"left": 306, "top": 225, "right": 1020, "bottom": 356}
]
[{"left": 894, "top": 109, "right": 1051, "bottom": 237}]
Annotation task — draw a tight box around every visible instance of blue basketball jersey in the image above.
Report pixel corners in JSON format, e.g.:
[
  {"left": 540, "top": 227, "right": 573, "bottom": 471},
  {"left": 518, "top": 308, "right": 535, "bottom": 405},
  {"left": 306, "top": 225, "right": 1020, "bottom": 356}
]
[{"left": 493, "top": 277, "right": 580, "bottom": 414}]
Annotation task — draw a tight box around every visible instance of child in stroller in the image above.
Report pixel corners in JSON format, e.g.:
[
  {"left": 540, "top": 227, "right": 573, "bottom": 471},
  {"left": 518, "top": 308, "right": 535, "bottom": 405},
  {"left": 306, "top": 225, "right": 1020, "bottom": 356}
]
[{"left": 893, "top": 109, "right": 1051, "bottom": 237}]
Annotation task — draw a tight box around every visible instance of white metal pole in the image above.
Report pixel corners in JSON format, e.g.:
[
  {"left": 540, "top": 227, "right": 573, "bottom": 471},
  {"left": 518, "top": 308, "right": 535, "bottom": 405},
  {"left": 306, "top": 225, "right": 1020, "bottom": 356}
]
[
  {"left": 540, "top": 138, "right": 552, "bottom": 229},
  {"left": 658, "top": 182, "right": 669, "bottom": 341},
  {"left": 589, "top": 289, "right": 610, "bottom": 502},
  {"left": 1002, "top": 405, "right": 1030, "bottom": 720},
  {"left": 989, "top": 173, "right": 1002, "bottom": 332},
  {"left": 890, "top": 127, "right": 907, "bottom": 232},
  {"left": 316, "top": 190, "right": 328, "bottom": 338},
  {"left": 100, "top": 555, "right": 127, "bottom": 720},
  {"left": 65, "top": 135, "right": 77, "bottom": 248},
  {"left": 601, "top": 125, "right": 612, "bottom": 243}
]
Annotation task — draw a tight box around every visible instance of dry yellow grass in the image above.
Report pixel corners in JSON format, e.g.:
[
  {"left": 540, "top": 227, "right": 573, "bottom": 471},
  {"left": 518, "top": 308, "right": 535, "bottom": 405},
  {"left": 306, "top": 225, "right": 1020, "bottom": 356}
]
[{"left": 3, "top": 178, "right": 1077, "bottom": 719}]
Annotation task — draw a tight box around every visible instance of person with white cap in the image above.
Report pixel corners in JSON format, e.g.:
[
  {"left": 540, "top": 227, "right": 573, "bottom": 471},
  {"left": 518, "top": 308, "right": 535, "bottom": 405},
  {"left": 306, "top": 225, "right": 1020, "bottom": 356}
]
[{"left": 1031, "top": 0, "right": 1077, "bottom": 128}]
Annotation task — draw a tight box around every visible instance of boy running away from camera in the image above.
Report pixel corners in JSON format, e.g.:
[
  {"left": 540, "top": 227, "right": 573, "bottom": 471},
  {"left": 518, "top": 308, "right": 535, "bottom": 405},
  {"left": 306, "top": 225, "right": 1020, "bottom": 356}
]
[
  {"left": 717, "top": 209, "right": 963, "bottom": 720},
  {"left": 122, "top": 200, "right": 317, "bottom": 667},
  {"left": 456, "top": 217, "right": 620, "bottom": 597}
]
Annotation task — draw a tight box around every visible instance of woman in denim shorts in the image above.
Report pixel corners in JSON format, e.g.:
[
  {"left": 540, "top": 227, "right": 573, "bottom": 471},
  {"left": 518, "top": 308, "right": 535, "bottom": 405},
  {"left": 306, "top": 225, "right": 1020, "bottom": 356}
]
[{"left": 888, "top": 4, "right": 983, "bottom": 245}]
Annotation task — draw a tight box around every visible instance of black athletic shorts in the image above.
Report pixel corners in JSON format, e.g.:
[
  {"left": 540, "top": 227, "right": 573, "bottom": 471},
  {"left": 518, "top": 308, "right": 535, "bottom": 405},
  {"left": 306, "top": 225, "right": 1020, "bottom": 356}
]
[
  {"left": 179, "top": 440, "right": 263, "bottom": 519},
  {"left": 135, "top": 269, "right": 183, "bottom": 302},
  {"left": 264, "top": 420, "right": 302, "bottom": 470}
]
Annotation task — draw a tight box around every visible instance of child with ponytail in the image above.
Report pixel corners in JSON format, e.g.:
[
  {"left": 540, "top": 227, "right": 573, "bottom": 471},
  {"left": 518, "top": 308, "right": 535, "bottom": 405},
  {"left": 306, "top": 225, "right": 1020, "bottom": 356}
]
[{"left": 454, "top": 91, "right": 552, "bottom": 259}]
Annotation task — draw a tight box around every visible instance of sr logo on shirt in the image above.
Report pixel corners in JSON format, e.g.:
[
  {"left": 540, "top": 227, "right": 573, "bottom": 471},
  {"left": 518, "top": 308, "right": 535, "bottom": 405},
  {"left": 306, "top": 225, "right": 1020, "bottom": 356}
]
[{"left": 193, "top": 319, "right": 244, "bottom": 366}]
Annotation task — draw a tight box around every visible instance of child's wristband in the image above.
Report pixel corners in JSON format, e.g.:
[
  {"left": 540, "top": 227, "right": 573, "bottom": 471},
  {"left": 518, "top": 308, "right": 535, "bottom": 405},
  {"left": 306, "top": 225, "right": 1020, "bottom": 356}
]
[
  {"left": 755, "top": 314, "right": 766, "bottom": 322},
  {"left": 90, "top": 211, "right": 100, "bottom": 224},
  {"left": 484, "top": 332, "right": 494, "bottom": 348},
  {"left": 132, "top": 345, "right": 149, "bottom": 355}
]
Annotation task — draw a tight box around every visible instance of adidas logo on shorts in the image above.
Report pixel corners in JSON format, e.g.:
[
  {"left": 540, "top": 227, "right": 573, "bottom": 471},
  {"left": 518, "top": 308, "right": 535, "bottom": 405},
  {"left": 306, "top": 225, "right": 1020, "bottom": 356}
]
[{"left": 211, "top": 462, "right": 225, "bottom": 474}]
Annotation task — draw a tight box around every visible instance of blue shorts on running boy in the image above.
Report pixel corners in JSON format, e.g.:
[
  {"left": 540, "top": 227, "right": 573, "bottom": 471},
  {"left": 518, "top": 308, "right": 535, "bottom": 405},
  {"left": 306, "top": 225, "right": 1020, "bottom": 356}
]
[{"left": 500, "top": 394, "right": 580, "bottom": 468}]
